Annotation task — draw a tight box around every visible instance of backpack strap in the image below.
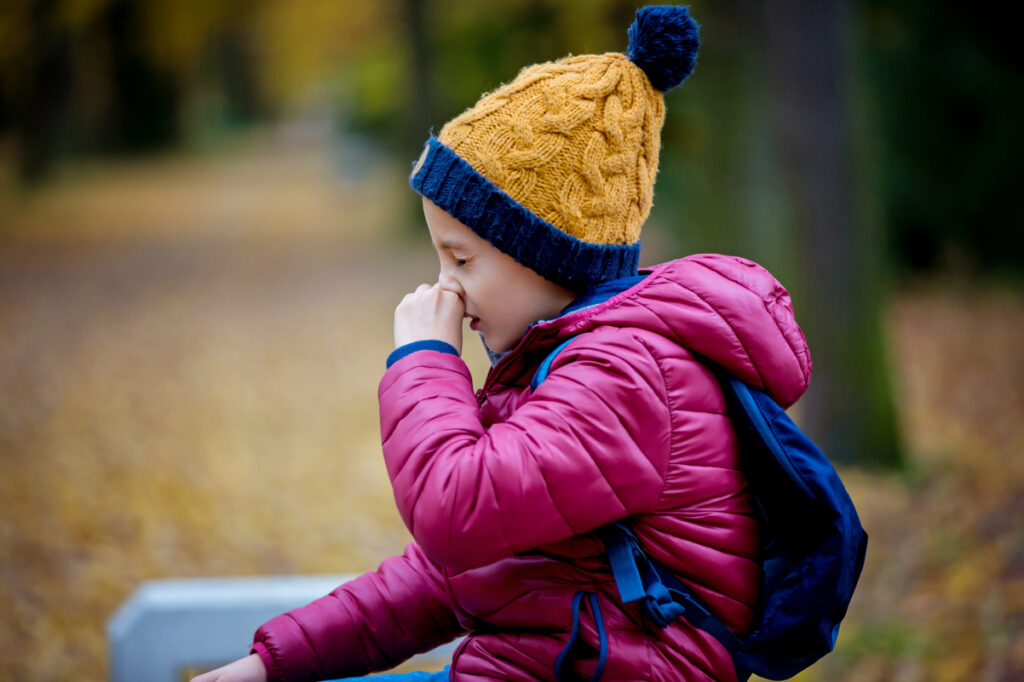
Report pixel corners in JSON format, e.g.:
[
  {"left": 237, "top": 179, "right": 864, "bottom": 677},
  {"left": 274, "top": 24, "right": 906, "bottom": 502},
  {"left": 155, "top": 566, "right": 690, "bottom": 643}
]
[
  {"left": 533, "top": 336, "right": 747, "bottom": 676},
  {"left": 530, "top": 336, "right": 578, "bottom": 392},
  {"left": 598, "top": 523, "right": 742, "bottom": 660},
  {"left": 553, "top": 590, "right": 609, "bottom": 682}
]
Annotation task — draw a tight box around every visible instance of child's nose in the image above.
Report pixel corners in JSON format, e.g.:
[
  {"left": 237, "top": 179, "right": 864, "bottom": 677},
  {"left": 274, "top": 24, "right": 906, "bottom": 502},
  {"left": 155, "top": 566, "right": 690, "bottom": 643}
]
[{"left": 438, "top": 269, "right": 464, "bottom": 296}]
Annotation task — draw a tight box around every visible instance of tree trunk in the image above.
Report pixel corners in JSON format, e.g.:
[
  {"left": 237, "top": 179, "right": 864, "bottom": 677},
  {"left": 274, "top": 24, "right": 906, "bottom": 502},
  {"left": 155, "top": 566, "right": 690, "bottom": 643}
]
[
  {"left": 401, "top": 0, "right": 435, "bottom": 151},
  {"left": 15, "top": 0, "right": 72, "bottom": 185},
  {"left": 760, "top": 0, "right": 902, "bottom": 466}
]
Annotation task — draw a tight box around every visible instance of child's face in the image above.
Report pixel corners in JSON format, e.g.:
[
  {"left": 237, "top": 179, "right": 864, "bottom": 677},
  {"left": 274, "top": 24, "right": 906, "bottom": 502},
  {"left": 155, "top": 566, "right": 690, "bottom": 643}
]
[{"left": 423, "top": 198, "right": 576, "bottom": 354}]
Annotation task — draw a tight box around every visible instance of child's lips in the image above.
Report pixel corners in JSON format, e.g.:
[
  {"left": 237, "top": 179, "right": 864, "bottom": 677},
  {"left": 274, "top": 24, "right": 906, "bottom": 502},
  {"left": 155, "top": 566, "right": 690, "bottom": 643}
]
[{"left": 466, "top": 314, "right": 480, "bottom": 331}]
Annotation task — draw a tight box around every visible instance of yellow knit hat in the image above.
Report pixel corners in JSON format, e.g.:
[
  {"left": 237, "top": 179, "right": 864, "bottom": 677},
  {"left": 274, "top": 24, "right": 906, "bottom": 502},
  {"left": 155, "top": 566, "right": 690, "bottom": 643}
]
[{"left": 411, "top": 5, "right": 699, "bottom": 290}]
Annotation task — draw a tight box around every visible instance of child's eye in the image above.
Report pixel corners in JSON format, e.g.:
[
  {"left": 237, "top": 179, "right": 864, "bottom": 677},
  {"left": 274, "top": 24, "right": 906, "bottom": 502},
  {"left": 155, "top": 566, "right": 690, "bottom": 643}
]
[{"left": 455, "top": 258, "right": 468, "bottom": 267}]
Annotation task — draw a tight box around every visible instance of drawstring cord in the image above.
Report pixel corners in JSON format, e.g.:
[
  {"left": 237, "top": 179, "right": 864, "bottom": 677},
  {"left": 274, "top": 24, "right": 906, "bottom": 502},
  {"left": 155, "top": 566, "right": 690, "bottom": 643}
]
[{"left": 554, "top": 590, "right": 609, "bottom": 682}]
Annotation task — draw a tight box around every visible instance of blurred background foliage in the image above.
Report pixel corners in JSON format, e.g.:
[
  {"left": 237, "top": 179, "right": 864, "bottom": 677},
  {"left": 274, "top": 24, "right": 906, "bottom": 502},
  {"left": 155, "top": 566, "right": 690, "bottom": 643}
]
[
  {"left": 1, "top": 0, "right": 1022, "bottom": 680},
  {"left": 2, "top": 0, "right": 1020, "bottom": 273}
]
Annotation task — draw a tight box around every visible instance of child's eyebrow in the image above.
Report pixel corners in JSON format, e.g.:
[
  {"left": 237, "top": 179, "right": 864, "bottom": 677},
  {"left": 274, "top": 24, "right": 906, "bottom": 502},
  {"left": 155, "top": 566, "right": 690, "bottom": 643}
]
[{"left": 438, "top": 238, "right": 467, "bottom": 250}]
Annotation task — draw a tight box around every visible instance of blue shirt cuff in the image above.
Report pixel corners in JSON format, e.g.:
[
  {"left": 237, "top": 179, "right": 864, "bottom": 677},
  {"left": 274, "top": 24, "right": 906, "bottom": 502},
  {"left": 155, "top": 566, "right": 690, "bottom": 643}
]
[{"left": 386, "top": 340, "right": 460, "bottom": 369}]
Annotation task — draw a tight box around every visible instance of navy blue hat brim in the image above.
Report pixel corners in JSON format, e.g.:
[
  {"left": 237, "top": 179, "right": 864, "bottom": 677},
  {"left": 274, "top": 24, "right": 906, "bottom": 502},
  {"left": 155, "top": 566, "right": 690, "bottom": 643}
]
[{"left": 409, "top": 137, "right": 641, "bottom": 292}]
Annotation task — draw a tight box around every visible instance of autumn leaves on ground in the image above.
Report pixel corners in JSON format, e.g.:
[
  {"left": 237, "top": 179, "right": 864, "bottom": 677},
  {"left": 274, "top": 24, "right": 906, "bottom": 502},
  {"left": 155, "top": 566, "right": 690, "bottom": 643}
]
[{"left": 1, "top": 131, "right": 1021, "bottom": 682}]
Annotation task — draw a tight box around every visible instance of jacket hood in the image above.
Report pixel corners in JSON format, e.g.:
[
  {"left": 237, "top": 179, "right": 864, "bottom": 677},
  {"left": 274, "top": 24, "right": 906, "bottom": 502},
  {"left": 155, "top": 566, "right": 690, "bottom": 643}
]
[{"left": 541, "top": 254, "right": 812, "bottom": 407}]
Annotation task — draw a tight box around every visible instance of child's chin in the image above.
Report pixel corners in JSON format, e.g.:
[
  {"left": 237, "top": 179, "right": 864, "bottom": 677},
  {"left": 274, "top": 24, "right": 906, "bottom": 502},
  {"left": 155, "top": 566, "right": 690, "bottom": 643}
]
[{"left": 479, "top": 333, "right": 510, "bottom": 355}]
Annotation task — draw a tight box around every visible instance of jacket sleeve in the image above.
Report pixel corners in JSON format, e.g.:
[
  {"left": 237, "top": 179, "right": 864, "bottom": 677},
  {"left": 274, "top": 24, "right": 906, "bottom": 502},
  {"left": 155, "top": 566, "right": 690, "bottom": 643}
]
[
  {"left": 378, "top": 331, "right": 672, "bottom": 571},
  {"left": 251, "top": 543, "right": 464, "bottom": 682}
]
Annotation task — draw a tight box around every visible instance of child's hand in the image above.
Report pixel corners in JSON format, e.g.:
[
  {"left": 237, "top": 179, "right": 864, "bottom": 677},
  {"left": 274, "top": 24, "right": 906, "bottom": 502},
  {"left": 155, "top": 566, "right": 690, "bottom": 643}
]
[
  {"left": 190, "top": 653, "right": 266, "bottom": 682},
  {"left": 395, "top": 282, "right": 466, "bottom": 354}
]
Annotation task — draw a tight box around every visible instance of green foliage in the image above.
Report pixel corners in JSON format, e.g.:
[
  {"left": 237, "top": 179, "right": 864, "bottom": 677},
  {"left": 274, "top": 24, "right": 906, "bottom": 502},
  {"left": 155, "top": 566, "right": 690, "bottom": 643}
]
[
  {"left": 837, "top": 620, "right": 932, "bottom": 664},
  {"left": 338, "top": 34, "right": 407, "bottom": 140},
  {"left": 863, "top": 0, "right": 1024, "bottom": 276}
]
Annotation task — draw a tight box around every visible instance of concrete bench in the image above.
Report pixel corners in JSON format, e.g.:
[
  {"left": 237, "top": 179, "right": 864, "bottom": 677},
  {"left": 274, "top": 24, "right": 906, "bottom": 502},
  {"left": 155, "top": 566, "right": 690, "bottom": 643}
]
[{"left": 107, "top": 575, "right": 458, "bottom": 682}]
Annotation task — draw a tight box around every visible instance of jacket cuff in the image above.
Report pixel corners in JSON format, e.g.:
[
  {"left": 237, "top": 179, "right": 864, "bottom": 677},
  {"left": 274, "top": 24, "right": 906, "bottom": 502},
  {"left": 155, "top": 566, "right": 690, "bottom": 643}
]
[
  {"left": 386, "top": 340, "right": 459, "bottom": 369},
  {"left": 250, "top": 641, "right": 279, "bottom": 682}
]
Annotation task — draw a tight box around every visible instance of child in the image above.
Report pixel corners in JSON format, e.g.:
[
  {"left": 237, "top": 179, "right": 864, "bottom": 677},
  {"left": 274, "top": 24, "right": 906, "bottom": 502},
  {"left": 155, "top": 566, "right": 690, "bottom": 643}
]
[{"left": 194, "top": 6, "right": 811, "bottom": 682}]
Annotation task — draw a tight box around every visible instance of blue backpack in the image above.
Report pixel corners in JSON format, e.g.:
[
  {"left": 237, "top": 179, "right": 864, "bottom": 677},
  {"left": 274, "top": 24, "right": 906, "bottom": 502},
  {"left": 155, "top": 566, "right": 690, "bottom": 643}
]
[{"left": 531, "top": 338, "right": 868, "bottom": 681}]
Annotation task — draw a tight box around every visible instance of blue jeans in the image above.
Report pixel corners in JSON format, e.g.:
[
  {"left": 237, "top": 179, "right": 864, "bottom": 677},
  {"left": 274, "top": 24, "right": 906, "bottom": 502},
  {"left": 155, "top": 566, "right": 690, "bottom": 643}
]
[{"left": 327, "top": 667, "right": 449, "bottom": 681}]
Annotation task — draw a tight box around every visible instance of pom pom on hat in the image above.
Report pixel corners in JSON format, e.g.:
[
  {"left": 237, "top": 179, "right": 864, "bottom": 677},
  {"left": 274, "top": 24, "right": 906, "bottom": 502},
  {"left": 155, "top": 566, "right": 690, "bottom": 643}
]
[{"left": 626, "top": 5, "right": 700, "bottom": 92}]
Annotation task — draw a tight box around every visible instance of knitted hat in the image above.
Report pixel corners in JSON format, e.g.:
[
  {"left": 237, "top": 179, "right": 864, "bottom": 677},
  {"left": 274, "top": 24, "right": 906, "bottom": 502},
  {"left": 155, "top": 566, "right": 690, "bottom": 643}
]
[{"left": 410, "top": 5, "right": 699, "bottom": 291}]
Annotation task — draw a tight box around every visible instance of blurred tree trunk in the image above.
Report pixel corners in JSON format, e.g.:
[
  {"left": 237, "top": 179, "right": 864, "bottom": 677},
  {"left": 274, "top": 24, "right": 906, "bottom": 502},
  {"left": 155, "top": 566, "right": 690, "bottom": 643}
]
[
  {"left": 105, "top": 0, "right": 181, "bottom": 151},
  {"left": 760, "top": 0, "right": 901, "bottom": 466},
  {"left": 216, "top": 28, "right": 264, "bottom": 125},
  {"left": 15, "top": 0, "right": 72, "bottom": 184},
  {"left": 401, "top": 0, "right": 435, "bottom": 150}
]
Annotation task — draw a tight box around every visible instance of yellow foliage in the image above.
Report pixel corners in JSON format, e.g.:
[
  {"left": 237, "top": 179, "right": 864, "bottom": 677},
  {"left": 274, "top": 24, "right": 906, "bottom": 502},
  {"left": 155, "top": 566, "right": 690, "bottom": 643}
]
[
  {"left": 139, "top": 0, "right": 247, "bottom": 75},
  {"left": 57, "top": 0, "right": 113, "bottom": 29},
  {"left": 252, "top": 0, "right": 399, "bottom": 105}
]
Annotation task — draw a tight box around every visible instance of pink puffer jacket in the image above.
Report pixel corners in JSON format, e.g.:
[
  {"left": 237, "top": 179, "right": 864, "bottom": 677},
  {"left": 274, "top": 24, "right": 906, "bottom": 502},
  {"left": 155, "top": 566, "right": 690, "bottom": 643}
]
[{"left": 252, "top": 254, "right": 811, "bottom": 681}]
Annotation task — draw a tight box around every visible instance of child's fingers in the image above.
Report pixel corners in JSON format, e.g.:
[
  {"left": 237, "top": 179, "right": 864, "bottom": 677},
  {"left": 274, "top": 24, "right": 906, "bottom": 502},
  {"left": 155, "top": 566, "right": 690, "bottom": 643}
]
[
  {"left": 394, "top": 283, "right": 465, "bottom": 353},
  {"left": 398, "top": 284, "right": 433, "bottom": 308}
]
